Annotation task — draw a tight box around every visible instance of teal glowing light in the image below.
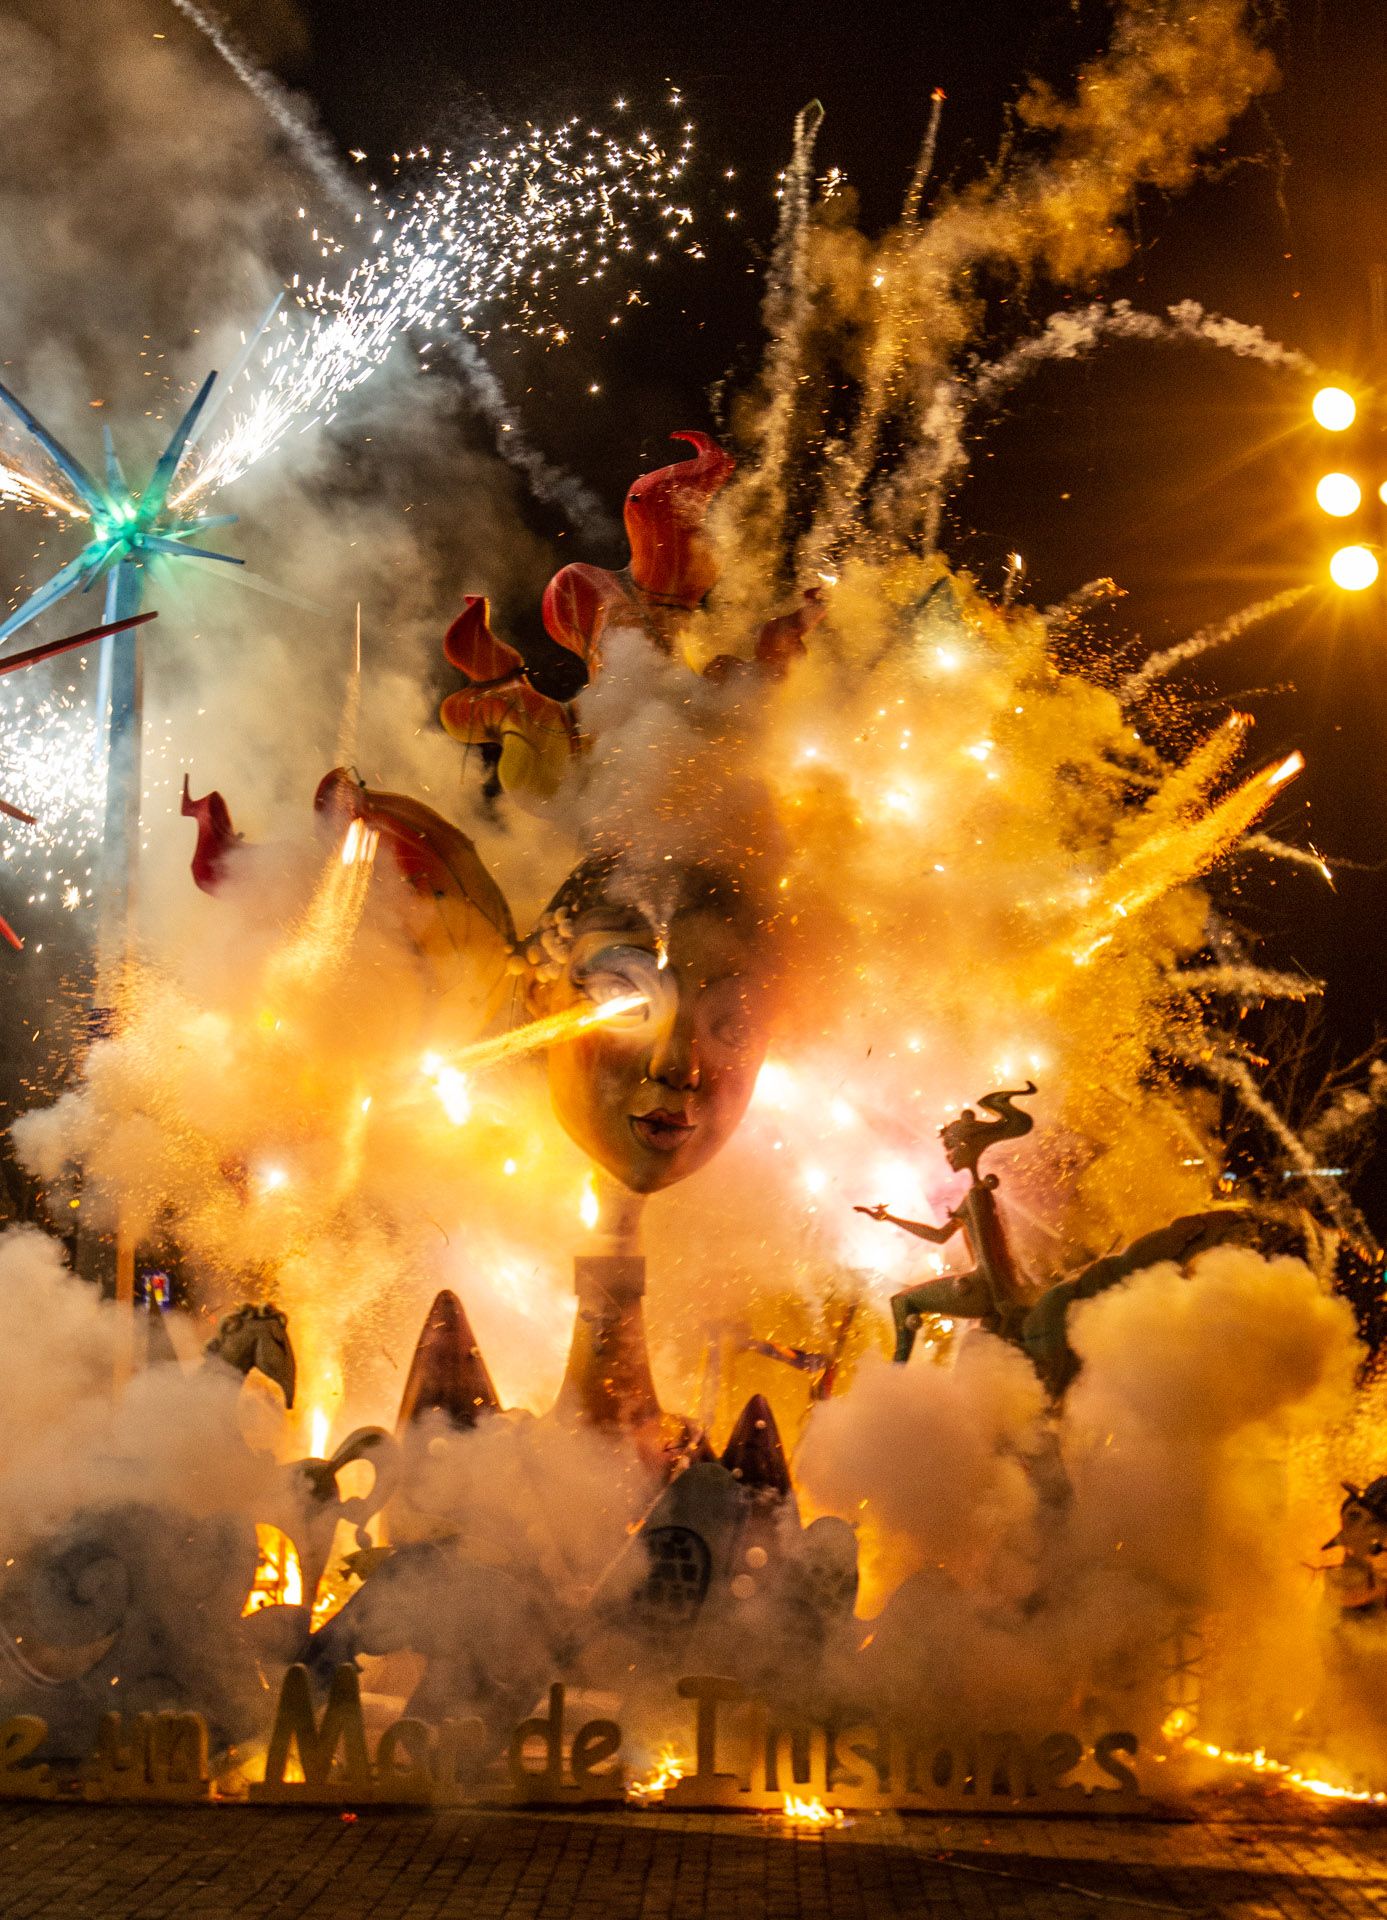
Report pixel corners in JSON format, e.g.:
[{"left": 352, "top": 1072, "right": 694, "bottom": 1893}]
[{"left": 0, "top": 369, "right": 240, "bottom": 646}]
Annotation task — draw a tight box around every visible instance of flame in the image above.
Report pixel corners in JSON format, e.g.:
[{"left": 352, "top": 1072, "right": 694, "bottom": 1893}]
[
  {"left": 1164, "top": 1715, "right": 1387, "bottom": 1806},
  {"left": 309, "top": 1406, "right": 330, "bottom": 1457},
  {"left": 782, "top": 1793, "right": 845, "bottom": 1826},
  {"left": 626, "top": 1746, "right": 687, "bottom": 1801},
  {"left": 242, "top": 1524, "right": 304, "bottom": 1614},
  {"left": 579, "top": 1172, "right": 600, "bottom": 1231},
  {"left": 340, "top": 818, "right": 375, "bottom": 865}
]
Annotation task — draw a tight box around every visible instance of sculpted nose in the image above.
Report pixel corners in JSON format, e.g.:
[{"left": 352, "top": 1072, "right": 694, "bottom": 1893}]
[{"left": 649, "top": 1008, "right": 701, "bottom": 1090}]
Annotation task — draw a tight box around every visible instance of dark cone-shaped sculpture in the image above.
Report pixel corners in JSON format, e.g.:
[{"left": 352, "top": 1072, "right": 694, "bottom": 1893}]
[
  {"left": 396, "top": 1290, "right": 500, "bottom": 1433},
  {"left": 140, "top": 1304, "right": 182, "bottom": 1372},
  {"left": 720, "top": 1394, "right": 792, "bottom": 1499}
]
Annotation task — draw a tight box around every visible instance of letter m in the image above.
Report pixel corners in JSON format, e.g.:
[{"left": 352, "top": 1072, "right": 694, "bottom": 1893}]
[{"left": 263, "top": 1665, "right": 370, "bottom": 1790}]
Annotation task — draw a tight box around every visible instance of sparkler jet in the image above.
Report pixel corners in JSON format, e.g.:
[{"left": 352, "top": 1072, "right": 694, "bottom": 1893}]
[{"left": 0, "top": 611, "right": 155, "bottom": 949}]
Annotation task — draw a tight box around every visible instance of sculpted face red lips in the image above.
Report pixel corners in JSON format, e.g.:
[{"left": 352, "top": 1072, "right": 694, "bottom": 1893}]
[{"left": 629, "top": 1108, "right": 697, "bottom": 1153}]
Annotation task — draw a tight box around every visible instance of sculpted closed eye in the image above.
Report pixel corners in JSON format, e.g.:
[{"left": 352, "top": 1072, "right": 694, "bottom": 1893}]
[
  {"left": 705, "top": 982, "right": 756, "bottom": 1051},
  {"left": 572, "top": 944, "right": 661, "bottom": 1025}
]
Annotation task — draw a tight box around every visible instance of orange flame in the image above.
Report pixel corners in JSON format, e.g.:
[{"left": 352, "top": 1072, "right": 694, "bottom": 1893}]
[
  {"left": 1164, "top": 1714, "right": 1387, "bottom": 1806},
  {"left": 626, "top": 1747, "right": 687, "bottom": 1801},
  {"left": 782, "top": 1794, "right": 845, "bottom": 1827}
]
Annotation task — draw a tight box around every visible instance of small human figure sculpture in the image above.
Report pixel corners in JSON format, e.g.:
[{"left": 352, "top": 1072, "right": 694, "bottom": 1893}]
[
  {"left": 856, "top": 1083, "right": 1037, "bottom": 1364},
  {"left": 1324, "top": 1479, "right": 1387, "bottom": 1615}
]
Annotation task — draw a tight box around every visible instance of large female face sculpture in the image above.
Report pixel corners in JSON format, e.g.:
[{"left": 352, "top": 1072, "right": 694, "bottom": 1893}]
[{"left": 533, "top": 862, "right": 777, "bottom": 1194}]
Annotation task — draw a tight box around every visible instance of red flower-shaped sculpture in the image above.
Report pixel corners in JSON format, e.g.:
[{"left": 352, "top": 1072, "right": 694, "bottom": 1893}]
[
  {"left": 440, "top": 430, "right": 824, "bottom": 807},
  {"left": 437, "top": 596, "right": 577, "bottom": 807}
]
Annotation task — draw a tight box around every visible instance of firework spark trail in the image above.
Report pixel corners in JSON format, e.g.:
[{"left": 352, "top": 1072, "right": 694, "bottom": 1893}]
[
  {"left": 1182, "top": 1042, "right": 1380, "bottom": 1256},
  {"left": 1243, "top": 833, "right": 1342, "bottom": 883},
  {"left": 0, "top": 671, "right": 102, "bottom": 898},
  {"left": 433, "top": 992, "right": 646, "bottom": 1079},
  {"left": 901, "top": 88, "right": 947, "bottom": 226},
  {"left": 268, "top": 818, "right": 380, "bottom": 990},
  {"left": 1054, "top": 743, "right": 1303, "bottom": 972},
  {"left": 0, "top": 454, "right": 88, "bottom": 521},
  {"left": 1122, "top": 587, "right": 1312, "bottom": 699},
  {"left": 173, "top": 121, "right": 696, "bottom": 510}
]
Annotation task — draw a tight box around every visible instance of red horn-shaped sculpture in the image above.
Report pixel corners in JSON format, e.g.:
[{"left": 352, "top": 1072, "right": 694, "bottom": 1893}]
[
  {"left": 181, "top": 775, "right": 244, "bottom": 895},
  {"left": 624, "top": 430, "right": 735, "bottom": 607},
  {"left": 442, "top": 594, "right": 526, "bottom": 688},
  {"left": 438, "top": 597, "right": 578, "bottom": 806},
  {"left": 540, "top": 431, "right": 736, "bottom": 669},
  {"left": 540, "top": 562, "right": 642, "bottom": 673},
  {"left": 396, "top": 1290, "right": 501, "bottom": 1433}
]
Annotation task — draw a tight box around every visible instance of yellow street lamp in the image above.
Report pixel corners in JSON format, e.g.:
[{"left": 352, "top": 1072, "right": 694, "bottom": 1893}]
[
  {"left": 1329, "top": 544, "right": 1380, "bottom": 592},
  {"left": 1312, "top": 386, "right": 1357, "bottom": 431},
  {"left": 1316, "top": 471, "right": 1363, "bottom": 517}
]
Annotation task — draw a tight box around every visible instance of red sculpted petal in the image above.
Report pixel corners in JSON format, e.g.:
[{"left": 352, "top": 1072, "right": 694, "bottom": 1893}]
[
  {"left": 180, "top": 774, "right": 244, "bottom": 895},
  {"left": 754, "top": 586, "right": 825, "bottom": 677},
  {"left": 623, "top": 430, "right": 735, "bottom": 606},
  {"left": 439, "top": 684, "right": 576, "bottom": 750},
  {"left": 541, "top": 561, "right": 637, "bottom": 668},
  {"left": 442, "top": 595, "right": 525, "bottom": 686}
]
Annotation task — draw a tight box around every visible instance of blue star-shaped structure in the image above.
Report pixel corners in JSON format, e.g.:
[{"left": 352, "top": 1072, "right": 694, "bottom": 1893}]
[{"left": 0, "top": 370, "right": 241, "bottom": 645}]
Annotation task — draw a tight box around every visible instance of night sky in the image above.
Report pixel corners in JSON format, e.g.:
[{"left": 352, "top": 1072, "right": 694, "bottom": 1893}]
[{"left": 279, "top": 0, "right": 1387, "bottom": 1218}]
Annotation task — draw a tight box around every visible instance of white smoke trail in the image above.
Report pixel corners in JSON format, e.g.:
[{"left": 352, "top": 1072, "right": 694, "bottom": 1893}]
[
  {"left": 902, "top": 87, "right": 947, "bottom": 226},
  {"left": 168, "top": 0, "right": 350, "bottom": 210},
  {"left": 1242, "top": 834, "right": 1338, "bottom": 884},
  {"left": 1041, "top": 576, "right": 1124, "bottom": 625},
  {"left": 444, "top": 335, "right": 613, "bottom": 545},
  {"left": 1185, "top": 1044, "right": 1379, "bottom": 1256},
  {"left": 1172, "top": 964, "right": 1322, "bottom": 1004},
  {"left": 910, "top": 301, "right": 1320, "bottom": 554},
  {"left": 735, "top": 99, "right": 826, "bottom": 567},
  {"left": 971, "top": 298, "right": 1316, "bottom": 413},
  {"left": 1122, "top": 586, "right": 1312, "bottom": 699}
]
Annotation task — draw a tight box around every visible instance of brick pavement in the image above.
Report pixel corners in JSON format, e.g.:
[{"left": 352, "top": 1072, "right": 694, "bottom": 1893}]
[{"left": 1, "top": 1802, "right": 1387, "bottom": 1920}]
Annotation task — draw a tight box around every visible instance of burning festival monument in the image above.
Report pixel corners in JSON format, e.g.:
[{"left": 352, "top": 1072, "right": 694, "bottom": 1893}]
[{"left": 0, "top": 0, "right": 1384, "bottom": 1817}]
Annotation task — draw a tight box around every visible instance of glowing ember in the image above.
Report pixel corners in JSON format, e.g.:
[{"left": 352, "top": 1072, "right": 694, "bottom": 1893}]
[
  {"left": 340, "top": 818, "right": 378, "bottom": 866},
  {"left": 422, "top": 1052, "right": 473, "bottom": 1126}
]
